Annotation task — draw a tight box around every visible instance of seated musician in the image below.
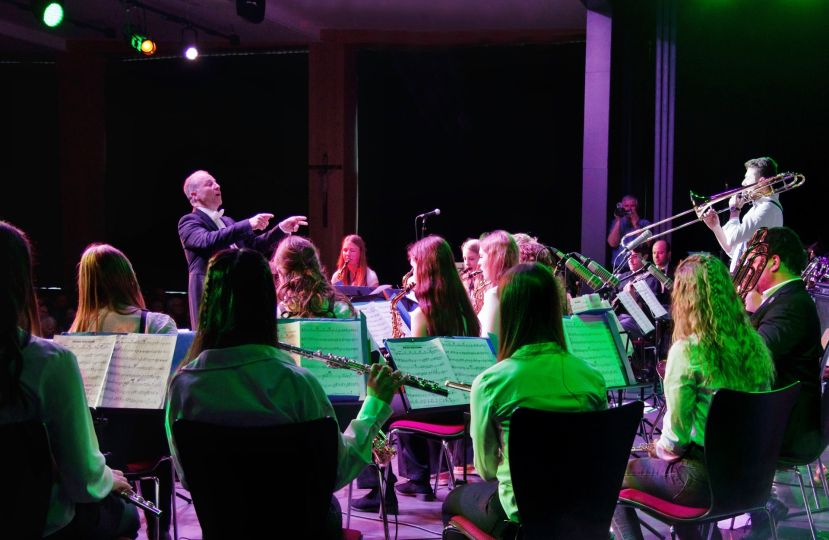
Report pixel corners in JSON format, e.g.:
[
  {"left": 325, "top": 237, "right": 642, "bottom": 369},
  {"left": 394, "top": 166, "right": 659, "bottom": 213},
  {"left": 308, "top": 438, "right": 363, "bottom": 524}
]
[
  {"left": 460, "top": 238, "right": 484, "bottom": 297},
  {"left": 0, "top": 221, "right": 139, "bottom": 539},
  {"left": 331, "top": 234, "right": 380, "bottom": 288},
  {"left": 271, "top": 235, "right": 356, "bottom": 319},
  {"left": 165, "top": 248, "right": 401, "bottom": 537},
  {"left": 477, "top": 230, "right": 520, "bottom": 343},
  {"left": 69, "top": 243, "right": 177, "bottom": 539},
  {"left": 441, "top": 262, "right": 608, "bottom": 537},
  {"left": 387, "top": 236, "right": 481, "bottom": 503},
  {"left": 611, "top": 254, "right": 774, "bottom": 540}
]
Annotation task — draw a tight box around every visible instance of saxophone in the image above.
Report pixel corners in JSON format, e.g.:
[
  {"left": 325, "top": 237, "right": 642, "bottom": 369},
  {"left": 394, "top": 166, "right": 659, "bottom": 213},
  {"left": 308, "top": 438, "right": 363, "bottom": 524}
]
[
  {"left": 391, "top": 270, "right": 415, "bottom": 339},
  {"left": 471, "top": 274, "right": 491, "bottom": 315}
]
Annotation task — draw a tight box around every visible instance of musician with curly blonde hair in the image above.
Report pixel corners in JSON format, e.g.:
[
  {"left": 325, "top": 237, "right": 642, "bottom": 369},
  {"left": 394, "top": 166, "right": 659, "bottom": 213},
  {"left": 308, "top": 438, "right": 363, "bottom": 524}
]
[
  {"left": 612, "top": 253, "right": 775, "bottom": 540},
  {"left": 271, "top": 236, "right": 356, "bottom": 319}
]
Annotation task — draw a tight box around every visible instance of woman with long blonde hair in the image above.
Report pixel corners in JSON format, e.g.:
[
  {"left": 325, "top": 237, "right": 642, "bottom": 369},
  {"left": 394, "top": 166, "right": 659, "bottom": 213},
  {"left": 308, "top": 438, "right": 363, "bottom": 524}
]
[
  {"left": 331, "top": 234, "right": 379, "bottom": 288},
  {"left": 271, "top": 236, "right": 356, "bottom": 319},
  {"left": 477, "top": 230, "right": 519, "bottom": 340},
  {"left": 612, "top": 254, "right": 774, "bottom": 540},
  {"left": 70, "top": 243, "right": 176, "bottom": 335}
]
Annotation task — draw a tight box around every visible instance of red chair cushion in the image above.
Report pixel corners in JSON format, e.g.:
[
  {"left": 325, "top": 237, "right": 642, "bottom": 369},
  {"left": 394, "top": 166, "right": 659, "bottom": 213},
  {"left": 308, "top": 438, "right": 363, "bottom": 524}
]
[
  {"left": 389, "top": 420, "right": 465, "bottom": 438},
  {"left": 125, "top": 460, "right": 158, "bottom": 474},
  {"left": 448, "top": 515, "right": 497, "bottom": 540},
  {"left": 342, "top": 528, "right": 362, "bottom": 540},
  {"left": 619, "top": 488, "right": 708, "bottom": 519}
]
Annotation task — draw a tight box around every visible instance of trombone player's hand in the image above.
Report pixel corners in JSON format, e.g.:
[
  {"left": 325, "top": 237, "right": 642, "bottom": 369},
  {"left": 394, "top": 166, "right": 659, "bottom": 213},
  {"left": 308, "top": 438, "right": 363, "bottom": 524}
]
[{"left": 701, "top": 207, "right": 720, "bottom": 230}]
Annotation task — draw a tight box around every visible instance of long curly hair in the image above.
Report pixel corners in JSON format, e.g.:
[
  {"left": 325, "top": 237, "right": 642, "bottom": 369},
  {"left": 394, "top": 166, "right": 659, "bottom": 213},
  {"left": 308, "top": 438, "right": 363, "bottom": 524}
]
[
  {"left": 0, "top": 221, "right": 41, "bottom": 407},
  {"left": 671, "top": 253, "right": 774, "bottom": 390},
  {"left": 408, "top": 235, "right": 480, "bottom": 337},
  {"left": 70, "top": 243, "right": 146, "bottom": 332},
  {"left": 272, "top": 236, "right": 354, "bottom": 318},
  {"left": 334, "top": 234, "right": 370, "bottom": 286},
  {"left": 188, "top": 249, "right": 278, "bottom": 361}
]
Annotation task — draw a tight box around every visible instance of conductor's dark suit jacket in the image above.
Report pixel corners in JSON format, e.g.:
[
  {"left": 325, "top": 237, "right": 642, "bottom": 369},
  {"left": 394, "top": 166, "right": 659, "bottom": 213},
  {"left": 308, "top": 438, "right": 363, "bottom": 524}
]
[
  {"left": 750, "top": 280, "right": 823, "bottom": 461},
  {"left": 178, "top": 209, "right": 284, "bottom": 329}
]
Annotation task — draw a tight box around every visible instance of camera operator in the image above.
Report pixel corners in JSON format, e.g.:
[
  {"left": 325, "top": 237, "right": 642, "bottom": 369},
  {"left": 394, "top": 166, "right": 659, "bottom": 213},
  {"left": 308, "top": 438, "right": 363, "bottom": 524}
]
[{"left": 607, "top": 194, "right": 651, "bottom": 267}]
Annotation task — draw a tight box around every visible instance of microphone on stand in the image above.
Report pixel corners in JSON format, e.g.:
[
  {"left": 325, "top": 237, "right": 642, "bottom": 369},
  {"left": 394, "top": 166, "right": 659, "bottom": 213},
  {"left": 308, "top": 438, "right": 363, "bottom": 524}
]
[
  {"left": 416, "top": 208, "right": 441, "bottom": 219},
  {"left": 645, "top": 263, "right": 673, "bottom": 291},
  {"left": 572, "top": 253, "right": 620, "bottom": 287},
  {"left": 622, "top": 229, "right": 653, "bottom": 252},
  {"left": 544, "top": 245, "right": 604, "bottom": 291}
]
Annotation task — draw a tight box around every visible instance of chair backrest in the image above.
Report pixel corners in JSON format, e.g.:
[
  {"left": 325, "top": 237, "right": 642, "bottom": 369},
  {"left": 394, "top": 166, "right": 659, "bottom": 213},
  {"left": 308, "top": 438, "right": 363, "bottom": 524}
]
[
  {"left": 172, "top": 417, "right": 339, "bottom": 539},
  {"left": 704, "top": 383, "right": 801, "bottom": 518},
  {"left": 0, "top": 421, "right": 53, "bottom": 539},
  {"left": 509, "top": 401, "right": 644, "bottom": 540}
]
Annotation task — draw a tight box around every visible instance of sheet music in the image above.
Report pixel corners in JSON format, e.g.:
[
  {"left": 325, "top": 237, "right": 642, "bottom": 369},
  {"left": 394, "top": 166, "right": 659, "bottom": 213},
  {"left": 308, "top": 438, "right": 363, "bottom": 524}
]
[
  {"left": 438, "top": 338, "right": 496, "bottom": 390},
  {"left": 562, "top": 315, "right": 628, "bottom": 388},
  {"left": 384, "top": 339, "right": 461, "bottom": 408},
  {"left": 277, "top": 319, "right": 365, "bottom": 398},
  {"left": 101, "top": 334, "right": 177, "bottom": 409},
  {"left": 615, "top": 290, "right": 655, "bottom": 334},
  {"left": 632, "top": 281, "right": 669, "bottom": 319},
  {"left": 353, "top": 301, "right": 396, "bottom": 349},
  {"left": 53, "top": 334, "right": 117, "bottom": 407}
]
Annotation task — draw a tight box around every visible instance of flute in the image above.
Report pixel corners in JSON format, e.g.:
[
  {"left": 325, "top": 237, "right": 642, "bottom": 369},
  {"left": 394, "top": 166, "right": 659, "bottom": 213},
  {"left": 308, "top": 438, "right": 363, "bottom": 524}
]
[
  {"left": 120, "top": 489, "right": 162, "bottom": 515},
  {"left": 275, "top": 342, "right": 449, "bottom": 397},
  {"left": 445, "top": 380, "right": 472, "bottom": 392}
]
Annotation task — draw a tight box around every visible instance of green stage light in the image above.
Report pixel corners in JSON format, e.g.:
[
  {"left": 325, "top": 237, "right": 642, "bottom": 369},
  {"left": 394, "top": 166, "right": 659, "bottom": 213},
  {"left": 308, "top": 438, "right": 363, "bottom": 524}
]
[{"left": 32, "top": 1, "right": 64, "bottom": 28}]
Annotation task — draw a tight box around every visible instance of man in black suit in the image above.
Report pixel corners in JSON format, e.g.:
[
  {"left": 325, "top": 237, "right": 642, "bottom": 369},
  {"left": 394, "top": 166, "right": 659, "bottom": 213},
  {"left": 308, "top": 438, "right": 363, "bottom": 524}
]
[
  {"left": 178, "top": 170, "right": 307, "bottom": 328},
  {"left": 746, "top": 226, "right": 822, "bottom": 538}
]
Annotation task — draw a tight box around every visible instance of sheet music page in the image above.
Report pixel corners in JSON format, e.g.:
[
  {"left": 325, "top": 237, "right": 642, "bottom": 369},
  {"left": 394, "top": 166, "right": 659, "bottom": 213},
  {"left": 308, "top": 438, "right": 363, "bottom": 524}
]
[
  {"left": 53, "top": 334, "right": 117, "bottom": 407},
  {"left": 384, "top": 338, "right": 461, "bottom": 409},
  {"left": 353, "top": 301, "right": 396, "bottom": 349},
  {"left": 437, "top": 338, "right": 496, "bottom": 398},
  {"left": 632, "top": 281, "right": 669, "bottom": 319},
  {"left": 562, "top": 315, "right": 628, "bottom": 388},
  {"left": 277, "top": 321, "right": 303, "bottom": 366},
  {"left": 288, "top": 319, "right": 366, "bottom": 398},
  {"left": 101, "top": 334, "right": 177, "bottom": 409},
  {"left": 615, "top": 290, "right": 655, "bottom": 335}
]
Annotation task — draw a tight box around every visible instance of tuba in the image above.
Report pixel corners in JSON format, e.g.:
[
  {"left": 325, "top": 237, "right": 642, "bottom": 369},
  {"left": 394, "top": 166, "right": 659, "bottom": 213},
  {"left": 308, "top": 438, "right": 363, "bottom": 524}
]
[{"left": 731, "top": 227, "right": 770, "bottom": 300}]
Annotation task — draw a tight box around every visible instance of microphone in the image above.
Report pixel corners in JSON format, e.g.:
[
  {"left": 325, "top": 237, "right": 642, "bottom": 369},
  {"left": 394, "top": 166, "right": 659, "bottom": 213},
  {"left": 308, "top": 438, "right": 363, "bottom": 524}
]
[
  {"left": 416, "top": 208, "right": 441, "bottom": 219},
  {"left": 622, "top": 229, "right": 653, "bottom": 252},
  {"left": 572, "top": 253, "right": 620, "bottom": 287},
  {"left": 645, "top": 263, "right": 673, "bottom": 292},
  {"left": 542, "top": 245, "right": 604, "bottom": 290}
]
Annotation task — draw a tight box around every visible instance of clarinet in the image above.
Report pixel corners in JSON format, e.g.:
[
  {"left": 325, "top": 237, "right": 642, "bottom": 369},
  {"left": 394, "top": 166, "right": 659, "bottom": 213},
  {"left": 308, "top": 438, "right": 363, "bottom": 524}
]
[{"left": 275, "top": 342, "right": 449, "bottom": 397}]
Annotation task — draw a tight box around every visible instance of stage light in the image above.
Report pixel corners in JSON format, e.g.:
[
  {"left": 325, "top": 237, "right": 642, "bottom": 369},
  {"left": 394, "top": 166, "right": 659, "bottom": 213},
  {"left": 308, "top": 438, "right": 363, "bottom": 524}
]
[
  {"left": 130, "top": 33, "right": 157, "bottom": 56},
  {"left": 236, "top": 0, "right": 265, "bottom": 24},
  {"left": 182, "top": 26, "right": 199, "bottom": 60},
  {"left": 32, "top": 0, "right": 64, "bottom": 28}
]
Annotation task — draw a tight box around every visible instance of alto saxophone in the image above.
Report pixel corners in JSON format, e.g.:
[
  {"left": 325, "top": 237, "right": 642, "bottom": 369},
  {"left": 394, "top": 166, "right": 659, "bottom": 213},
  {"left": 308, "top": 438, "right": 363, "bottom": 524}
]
[
  {"left": 471, "top": 275, "right": 490, "bottom": 315},
  {"left": 391, "top": 270, "right": 415, "bottom": 339}
]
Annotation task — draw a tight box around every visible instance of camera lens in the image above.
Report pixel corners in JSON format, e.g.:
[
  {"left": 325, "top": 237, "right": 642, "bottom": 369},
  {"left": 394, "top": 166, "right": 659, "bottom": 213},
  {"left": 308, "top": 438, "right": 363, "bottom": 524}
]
[{"left": 614, "top": 206, "right": 626, "bottom": 217}]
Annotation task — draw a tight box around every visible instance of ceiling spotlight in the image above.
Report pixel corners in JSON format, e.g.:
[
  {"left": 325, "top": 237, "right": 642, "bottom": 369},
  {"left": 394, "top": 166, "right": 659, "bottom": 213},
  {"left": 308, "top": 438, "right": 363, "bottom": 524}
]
[
  {"left": 130, "top": 33, "right": 157, "bottom": 56},
  {"left": 32, "top": 0, "right": 64, "bottom": 28},
  {"left": 236, "top": 0, "right": 265, "bottom": 24},
  {"left": 182, "top": 26, "right": 199, "bottom": 60}
]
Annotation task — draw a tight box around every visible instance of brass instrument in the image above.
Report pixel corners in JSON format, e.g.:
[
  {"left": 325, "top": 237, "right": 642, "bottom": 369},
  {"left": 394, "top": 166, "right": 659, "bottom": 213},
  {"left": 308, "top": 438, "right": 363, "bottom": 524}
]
[
  {"left": 445, "top": 380, "right": 472, "bottom": 392},
  {"left": 620, "top": 172, "right": 805, "bottom": 248},
  {"left": 391, "top": 270, "right": 415, "bottom": 338},
  {"left": 731, "top": 227, "right": 770, "bottom": 300},
  {"left": 471, "top": 278, "right": 491, "bottom": 314},
  {"left": 274, "top": 341, "right": 449, "bottom": 397}
]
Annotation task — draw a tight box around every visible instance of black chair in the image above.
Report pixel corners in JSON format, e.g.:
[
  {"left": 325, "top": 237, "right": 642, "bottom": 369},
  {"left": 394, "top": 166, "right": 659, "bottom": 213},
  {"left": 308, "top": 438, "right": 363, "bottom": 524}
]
[
  {"left": 618, "top": 383, "right": 801, "bottom": 540},
  {"left": 0, "top": 421, "right": 54, "bottom": 540},
  {"left": 172, "top": 417, "right": 350, "bottom": 540},
  {"left": 444, "top": 401, "right": 644, "bottom": 540}
]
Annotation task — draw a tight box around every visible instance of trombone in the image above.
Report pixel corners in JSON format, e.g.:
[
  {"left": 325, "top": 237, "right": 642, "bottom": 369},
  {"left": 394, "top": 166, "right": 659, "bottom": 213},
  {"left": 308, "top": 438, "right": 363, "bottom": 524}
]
[{"left": 619, "top": 172, "right": 805, "bottom": 248}]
